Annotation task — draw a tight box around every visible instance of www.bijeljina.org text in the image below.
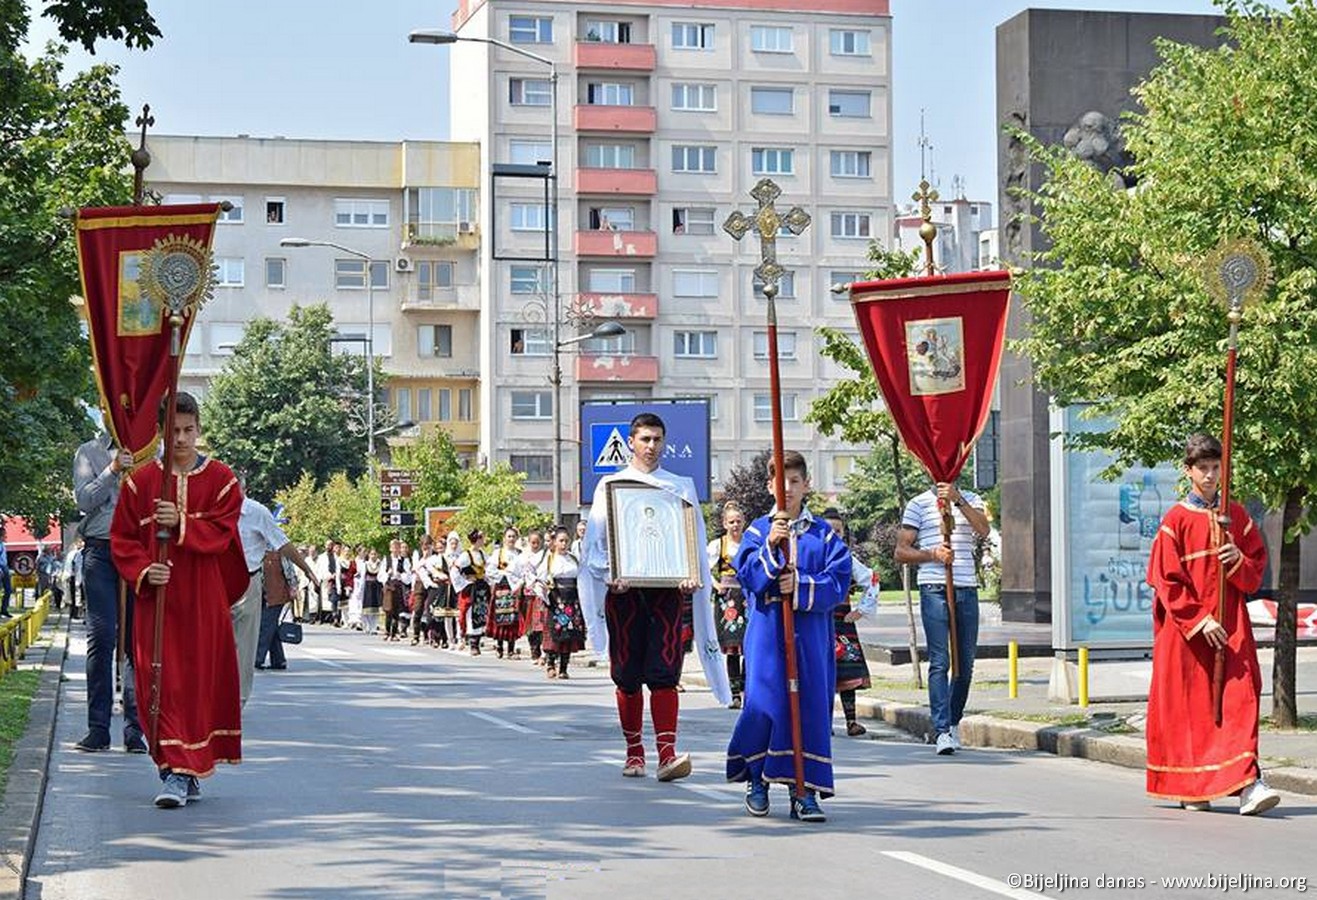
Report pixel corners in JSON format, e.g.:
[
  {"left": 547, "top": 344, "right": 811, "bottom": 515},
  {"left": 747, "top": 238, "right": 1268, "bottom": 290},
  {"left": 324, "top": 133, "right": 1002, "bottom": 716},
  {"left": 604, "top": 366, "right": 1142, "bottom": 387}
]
[{"left": 1007, "top": 872, "right": 1309, "bottom": 892}]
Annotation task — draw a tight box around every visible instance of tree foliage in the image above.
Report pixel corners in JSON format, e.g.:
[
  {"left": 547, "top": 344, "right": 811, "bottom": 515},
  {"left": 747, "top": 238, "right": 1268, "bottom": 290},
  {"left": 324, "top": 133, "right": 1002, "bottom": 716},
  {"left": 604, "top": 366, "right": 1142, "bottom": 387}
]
[
  {"left": 203, "top": 304, "right": 376, "bottom": 505},
  {"left": 1014, "top": 0, "right": 1316, "bottom": 724},
  {"left": 389, "top": 427, "right": 465, "bottom": 514},
  {"left": 0, "top": 3, "right": 154, "bottom": 523},
  {"left": 448, "top": 464, "right": 551, "bottom": 539},
  {"left": 718, "top": 450, "right": 774, "bottom": 525},
  {"left": 37, "top": 1, "right": 160, "bottom": 54},
  {"left": 275, "top": 470, "right": 389, "bottom": 553}
]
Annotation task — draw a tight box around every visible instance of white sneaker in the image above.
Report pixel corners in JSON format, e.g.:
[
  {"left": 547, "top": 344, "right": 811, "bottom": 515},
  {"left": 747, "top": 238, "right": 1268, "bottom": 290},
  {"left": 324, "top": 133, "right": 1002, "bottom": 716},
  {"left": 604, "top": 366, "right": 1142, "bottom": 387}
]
[
  {"left": 949, "top": 725, "right": 962, "bottom": 750},
  {"left": 935, "top": 732, "right": 956, "bottom": 755},
  {"left": 1179, "top": 800, "right": 1212, "bottom": 812},
  {"left": 1239, "top": 779, "right": 1281, "bottom": 816}
]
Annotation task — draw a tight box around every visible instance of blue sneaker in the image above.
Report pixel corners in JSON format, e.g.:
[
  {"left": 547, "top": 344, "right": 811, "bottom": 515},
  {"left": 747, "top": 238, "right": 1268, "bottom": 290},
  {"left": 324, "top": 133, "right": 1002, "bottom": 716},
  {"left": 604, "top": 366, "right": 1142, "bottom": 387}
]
[
  {"left": 745, "top": 779, "right": 770, "bottom": 817},
  {"left": 186, "top": 776, "right": 202, "bottom": 802},
  {"left": 790, "top": 790, "right": 826, "bottom": 823}
]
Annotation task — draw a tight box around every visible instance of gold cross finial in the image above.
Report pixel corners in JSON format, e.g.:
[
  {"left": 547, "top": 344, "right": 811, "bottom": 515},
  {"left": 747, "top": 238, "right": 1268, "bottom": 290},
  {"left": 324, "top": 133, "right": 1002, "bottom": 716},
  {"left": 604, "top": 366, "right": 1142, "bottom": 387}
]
[
  {"left": 723, "top": 178, "right": 811, "bottom": 300},
  {"left": 131, "top": 104, "right": 155, "bottom": 206},
  {"left": 913, "top": 178, "right": 940, "bottom": 277}
]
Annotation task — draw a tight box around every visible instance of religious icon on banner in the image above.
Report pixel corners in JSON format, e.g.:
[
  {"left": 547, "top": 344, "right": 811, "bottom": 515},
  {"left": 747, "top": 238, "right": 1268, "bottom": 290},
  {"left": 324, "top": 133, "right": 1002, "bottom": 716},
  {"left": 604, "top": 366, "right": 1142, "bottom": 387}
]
[
  {"left": 117, "top": 251, "right": 162, "bottom": 337},
  {"left": 905, "top": 316, "right": 965, "bottom": 396},
  {"left": 605, "top": 482, "right": 701, "bottom": 587}
]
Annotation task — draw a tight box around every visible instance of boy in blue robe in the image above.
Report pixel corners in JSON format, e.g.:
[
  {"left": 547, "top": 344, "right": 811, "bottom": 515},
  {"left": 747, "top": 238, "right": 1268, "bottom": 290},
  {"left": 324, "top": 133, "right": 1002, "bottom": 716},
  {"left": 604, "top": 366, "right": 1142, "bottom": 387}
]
[{"left": 725, "top": 450, "right": 851, "bottom": 822}]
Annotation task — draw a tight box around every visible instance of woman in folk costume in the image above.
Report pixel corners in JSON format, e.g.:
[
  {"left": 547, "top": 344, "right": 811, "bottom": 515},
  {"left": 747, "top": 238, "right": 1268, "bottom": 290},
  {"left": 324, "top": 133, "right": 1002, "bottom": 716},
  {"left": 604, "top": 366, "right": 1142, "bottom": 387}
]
[
  {"left": 360, "top": 548, "right": 384, "bottom": 635},
  {"left": 707, "top": 501, "right": 749, "bottom": 709},
  {"left": 382, "top": 540, "right": 411, "bottom": 642},
  {"left": 408, "top": 534, "right": 434, "bottom": 646},
  {"left": 822, "top": 509, "right": 879, "bottom": 737},
  {"left": 453, "top": 530, "right": 490, "bottom": 654},
  {"left": 535, "top": 525, "right": 586, "bottom": 679},
  {"left": 431, "top": 532, "right": 462, "bottom": 649},
  {"left": 343, "top": 545, "right": 363, "bottom": 630},
  {"left": 1146, "top": 433, "right": 1279, "bottom": 815},
  {"left": 516, "top": 529, "right": 549, "bottom": 664},
  {"left": 486, "top": 526, "right": 525, "bottom": 658}
]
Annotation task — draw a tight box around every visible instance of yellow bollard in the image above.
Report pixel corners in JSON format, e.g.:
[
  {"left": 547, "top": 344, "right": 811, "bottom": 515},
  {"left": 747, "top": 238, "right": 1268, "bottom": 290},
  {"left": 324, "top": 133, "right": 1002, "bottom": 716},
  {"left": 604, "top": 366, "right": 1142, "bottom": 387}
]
[
  {"left": 1078, "top": 646, "right": 1090, "bottom": 708},
  {"left": 1008, "top": 640, "right": 1019, "bottom": 699}
]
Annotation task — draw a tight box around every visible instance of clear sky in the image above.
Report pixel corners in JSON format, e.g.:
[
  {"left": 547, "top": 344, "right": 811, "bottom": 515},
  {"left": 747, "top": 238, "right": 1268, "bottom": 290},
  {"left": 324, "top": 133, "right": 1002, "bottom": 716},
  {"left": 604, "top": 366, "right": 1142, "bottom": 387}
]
[{"left": 25, "top": 0, "right": 1230, "bottom": 217}]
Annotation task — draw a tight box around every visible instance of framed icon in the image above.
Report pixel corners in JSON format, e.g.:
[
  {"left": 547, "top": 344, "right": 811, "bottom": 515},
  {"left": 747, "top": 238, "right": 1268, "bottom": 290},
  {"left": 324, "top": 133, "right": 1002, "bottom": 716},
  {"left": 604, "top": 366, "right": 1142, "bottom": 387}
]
[{"left": 605, "top": 481, "right": 701, "bottom": 588}]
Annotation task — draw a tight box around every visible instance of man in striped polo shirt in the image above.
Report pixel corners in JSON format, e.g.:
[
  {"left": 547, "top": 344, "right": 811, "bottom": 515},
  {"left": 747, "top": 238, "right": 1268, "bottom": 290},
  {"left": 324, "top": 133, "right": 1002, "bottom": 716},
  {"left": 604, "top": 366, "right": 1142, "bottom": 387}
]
[{"left": 895, "top": 482, "right": 991, "bottom": 755}]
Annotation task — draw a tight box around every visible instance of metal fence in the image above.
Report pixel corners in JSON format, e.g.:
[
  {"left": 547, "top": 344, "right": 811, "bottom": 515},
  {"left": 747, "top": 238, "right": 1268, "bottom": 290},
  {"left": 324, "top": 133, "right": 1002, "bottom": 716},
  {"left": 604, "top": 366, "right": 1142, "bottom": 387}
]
[{"left": 0, "top": 593, "right": 50, "bottom": 676}]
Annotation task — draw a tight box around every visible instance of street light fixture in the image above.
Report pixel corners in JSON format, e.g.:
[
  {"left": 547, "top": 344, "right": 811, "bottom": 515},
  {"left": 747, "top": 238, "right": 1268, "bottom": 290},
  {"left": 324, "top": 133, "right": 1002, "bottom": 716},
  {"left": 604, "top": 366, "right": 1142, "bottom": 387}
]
[
  {"left": 409, "top": 27, "right": 565, "bottom": 516},
  {"left": 280, "top": 237, "right": 379, "bottom": 455},
  {"left": 552, "top": 321, "right": 627, "bottom": 524}
]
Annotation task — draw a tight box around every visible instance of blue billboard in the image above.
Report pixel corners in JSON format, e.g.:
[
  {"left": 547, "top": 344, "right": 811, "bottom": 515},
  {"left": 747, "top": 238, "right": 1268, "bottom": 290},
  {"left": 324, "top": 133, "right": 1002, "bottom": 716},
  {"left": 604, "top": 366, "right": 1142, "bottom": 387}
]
[{"left": 578, "top": 399, "right": 712, "bottom": 504}]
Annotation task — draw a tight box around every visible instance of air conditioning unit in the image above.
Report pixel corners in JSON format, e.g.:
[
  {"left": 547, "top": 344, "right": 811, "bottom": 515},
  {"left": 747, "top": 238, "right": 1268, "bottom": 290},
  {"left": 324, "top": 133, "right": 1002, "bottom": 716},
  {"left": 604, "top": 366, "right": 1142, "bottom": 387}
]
[
  {"left": 458, "top": 221, "right": 475, "bottom": 235},
  {"left": 395, "top": 257, "right": 413, "bottom": 273}
]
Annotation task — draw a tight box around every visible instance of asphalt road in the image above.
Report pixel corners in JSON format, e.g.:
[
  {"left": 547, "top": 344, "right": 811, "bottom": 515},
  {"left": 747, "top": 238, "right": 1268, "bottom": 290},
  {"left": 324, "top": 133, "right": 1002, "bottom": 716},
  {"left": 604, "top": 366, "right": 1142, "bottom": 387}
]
[{"left": 24, "top": 625, "right": 1315, "bottom": 900}]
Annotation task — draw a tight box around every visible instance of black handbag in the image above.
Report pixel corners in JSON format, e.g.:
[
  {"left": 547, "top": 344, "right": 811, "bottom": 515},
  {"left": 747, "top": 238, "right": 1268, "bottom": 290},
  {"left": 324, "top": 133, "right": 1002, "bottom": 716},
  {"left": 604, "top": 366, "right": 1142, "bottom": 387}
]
[{"left": 277, "top": 606, "right": 303, "bottom": 645}]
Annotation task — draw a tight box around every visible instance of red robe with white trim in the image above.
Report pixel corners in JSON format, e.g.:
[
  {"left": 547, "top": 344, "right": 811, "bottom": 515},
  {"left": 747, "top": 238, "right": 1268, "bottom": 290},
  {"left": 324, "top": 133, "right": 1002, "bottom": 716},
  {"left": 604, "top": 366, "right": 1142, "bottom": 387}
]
[
  {"left": 1145, "top": 499, "right": 1266, "bottom": 802},
  {"left": 111, "top": 457, "right": 248, "bottom": 777}
]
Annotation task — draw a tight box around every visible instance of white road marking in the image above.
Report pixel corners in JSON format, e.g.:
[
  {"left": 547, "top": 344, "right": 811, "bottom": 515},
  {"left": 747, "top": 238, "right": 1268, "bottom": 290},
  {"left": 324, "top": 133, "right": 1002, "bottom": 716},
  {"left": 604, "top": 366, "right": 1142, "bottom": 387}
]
[
  {"left": 298, "top": 646, "right": 351, "bottom": 658},
  {"left": 373, "top": 647, "right": 425, "bottom": 658},
  {"left": 467, "top": 710, "right": 538, "bottom": 734},
  {"left": 882, "top": 851, "right": 1048, "bottom": 900}
]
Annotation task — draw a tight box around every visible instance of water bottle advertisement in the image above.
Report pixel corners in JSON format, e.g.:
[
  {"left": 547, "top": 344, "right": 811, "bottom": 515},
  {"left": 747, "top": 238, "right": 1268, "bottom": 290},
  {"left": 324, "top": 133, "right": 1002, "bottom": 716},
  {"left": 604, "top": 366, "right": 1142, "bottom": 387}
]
[{"left": 1049, "top": 405, "right": 1180, "bottom": 649}]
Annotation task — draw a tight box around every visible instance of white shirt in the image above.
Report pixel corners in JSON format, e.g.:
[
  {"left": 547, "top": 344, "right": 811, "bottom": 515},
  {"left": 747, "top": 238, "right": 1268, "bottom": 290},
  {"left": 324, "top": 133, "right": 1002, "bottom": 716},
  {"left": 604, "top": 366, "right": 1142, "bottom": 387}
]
[
  {"left": 237, "top": 497, "right": 289, "bottom": 573},
  {"left": 902, "top": 488, "right": 984, "bottom": 588}
]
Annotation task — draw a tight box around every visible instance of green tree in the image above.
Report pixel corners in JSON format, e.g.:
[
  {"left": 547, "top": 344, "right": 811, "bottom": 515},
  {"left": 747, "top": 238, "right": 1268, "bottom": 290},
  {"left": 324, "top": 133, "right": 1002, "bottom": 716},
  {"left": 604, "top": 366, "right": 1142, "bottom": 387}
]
[
  {"left": 203, "top": 304, "right": 378, "bottom": 504},
  {"left": 1015, "top": 0, "right": 1317, "bottom": 725},
  {"left": 718, "top": 450, "right": 774, "bottom": 524},
  {"left": 449, "top": 465, "right": 550, "bottom": 540},
  {"left": 389, "top": 427, "right": 465, "bottom": 515}
]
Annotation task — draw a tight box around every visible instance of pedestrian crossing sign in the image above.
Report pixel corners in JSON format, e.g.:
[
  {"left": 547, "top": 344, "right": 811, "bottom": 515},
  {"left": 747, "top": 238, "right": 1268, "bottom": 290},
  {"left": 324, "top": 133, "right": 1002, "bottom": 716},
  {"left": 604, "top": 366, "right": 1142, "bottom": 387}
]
[{"left": 590, "top": 424, "right": 632, "bottom": 471}]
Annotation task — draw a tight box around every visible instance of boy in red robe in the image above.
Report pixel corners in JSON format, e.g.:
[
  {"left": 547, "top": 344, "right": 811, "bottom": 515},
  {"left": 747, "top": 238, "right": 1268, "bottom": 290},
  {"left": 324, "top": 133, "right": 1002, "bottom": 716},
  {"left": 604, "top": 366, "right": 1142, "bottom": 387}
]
[
  {"left": 111, "top": 392, "right": 248, "bottom": 808},
  {"left": 1146, "top": 433, "right": 1280, "bottom": 815}
]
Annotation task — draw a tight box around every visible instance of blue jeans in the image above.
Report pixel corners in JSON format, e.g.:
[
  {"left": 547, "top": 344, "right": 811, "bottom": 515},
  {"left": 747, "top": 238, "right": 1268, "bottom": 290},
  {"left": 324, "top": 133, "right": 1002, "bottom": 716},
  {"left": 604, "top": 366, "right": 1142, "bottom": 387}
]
[
  {"left": 83, "top": 540, "right": 141, "bottom": 740},
  {"left": 0, "top": 566, "right": 11, "bottom": 614},
  {"left": 256, "top": 602, "right": 287, "bottom": 668},
  {"left": 919, "top": 585, "right": 979, "bottom": 735}
]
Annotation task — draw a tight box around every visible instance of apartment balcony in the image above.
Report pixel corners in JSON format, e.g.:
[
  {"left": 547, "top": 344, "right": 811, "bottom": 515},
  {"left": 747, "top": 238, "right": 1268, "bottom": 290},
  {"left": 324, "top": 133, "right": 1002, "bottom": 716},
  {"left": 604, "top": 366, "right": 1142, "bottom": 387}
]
[
  {"left": 576, "top": 167, "right": 657, "bottom": 196},
  {"left": 418, "top": 420, "right": 480, "bottom": 446},
  {"left": 579, "top": 292, "right": 658, "bottom": 320},
  {"left": 574, "top": 104, "right": 656, "bottom": 133},
  {"left": 574, "top": 41, "right": 657, "bottom": 71},
  {"left": 575, "top": 354, "right": 659, "bottom": 383},
  {"left": 574, "top": 229, "right": 657, "bottom": 257},
  {"left": 401, "top": 221, "right": 479, "bottom": 252},
  {"left": 399, "top": 284, "right": 481, "bottom": 313}
]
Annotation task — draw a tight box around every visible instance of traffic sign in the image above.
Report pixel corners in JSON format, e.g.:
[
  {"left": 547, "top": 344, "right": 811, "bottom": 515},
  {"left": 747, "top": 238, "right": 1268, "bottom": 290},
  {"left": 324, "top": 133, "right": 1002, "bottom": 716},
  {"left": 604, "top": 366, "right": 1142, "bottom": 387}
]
[
  {"left": 380, "top": 498, "right": 403, "bottom": 512},
  {"left": 380, "top": 468, "right": 417, "bottom": 485},
  {"left": 380, "top": 512, "right": 418, "bottom": 527},
  {"left": 579, "top": 399, "right": 712, "bottom": 503},
  {"left": 380, "top": 483, "right": 414, "bottom": 498}
]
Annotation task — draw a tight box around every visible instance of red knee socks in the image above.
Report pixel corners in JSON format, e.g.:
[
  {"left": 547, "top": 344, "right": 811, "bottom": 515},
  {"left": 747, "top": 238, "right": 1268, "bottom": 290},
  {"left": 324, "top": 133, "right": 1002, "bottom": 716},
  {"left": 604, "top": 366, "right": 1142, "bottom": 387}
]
[
  {"left": 616, "top": 689, "right": 645, "bottom": 765},
  {"left": 650, "top": 686, "right": 680, "bottom": 766}
]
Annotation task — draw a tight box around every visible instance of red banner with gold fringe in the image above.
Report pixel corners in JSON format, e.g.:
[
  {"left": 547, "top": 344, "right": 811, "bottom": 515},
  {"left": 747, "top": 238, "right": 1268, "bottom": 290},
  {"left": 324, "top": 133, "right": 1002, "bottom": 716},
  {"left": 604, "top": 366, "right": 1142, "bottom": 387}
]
[
  {"left": 74, "top": 204, "right": 220, "bottom": 462},
  {"left": 850, "top": 270, "right": 1012, "bottom": 482}
]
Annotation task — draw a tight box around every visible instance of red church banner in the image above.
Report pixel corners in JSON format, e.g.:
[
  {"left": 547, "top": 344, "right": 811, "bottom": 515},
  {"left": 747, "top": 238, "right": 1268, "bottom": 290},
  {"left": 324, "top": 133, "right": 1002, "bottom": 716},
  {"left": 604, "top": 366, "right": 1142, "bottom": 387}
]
[
  {"left": 75, "top": 204, "right": 221, "bottom": 463},
  {"left": 850, "top": 270, "right": 1012, "bottom": 483}
]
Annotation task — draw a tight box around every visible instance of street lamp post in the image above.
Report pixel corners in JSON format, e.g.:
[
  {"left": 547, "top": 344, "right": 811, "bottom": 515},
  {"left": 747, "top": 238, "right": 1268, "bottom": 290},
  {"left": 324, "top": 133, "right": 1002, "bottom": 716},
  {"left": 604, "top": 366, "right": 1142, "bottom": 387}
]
[
  {"left": 408, "top": 28, "right": 563, "bottom": 514},
  {"left": 281, "top": 237, "right": 377, "bottom": 455}
]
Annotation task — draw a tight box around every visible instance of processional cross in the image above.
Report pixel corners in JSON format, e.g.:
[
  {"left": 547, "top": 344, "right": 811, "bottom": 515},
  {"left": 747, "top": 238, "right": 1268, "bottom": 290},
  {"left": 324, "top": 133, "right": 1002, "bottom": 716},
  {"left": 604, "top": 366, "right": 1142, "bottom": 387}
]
[{"left": 722, "top": 178, "right": 811, "bottom": 306}]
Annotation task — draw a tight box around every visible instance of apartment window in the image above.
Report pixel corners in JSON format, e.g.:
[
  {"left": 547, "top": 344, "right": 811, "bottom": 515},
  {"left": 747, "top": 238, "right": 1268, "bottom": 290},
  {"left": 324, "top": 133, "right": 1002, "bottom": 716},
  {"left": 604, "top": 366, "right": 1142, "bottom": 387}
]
[
  {"left": 511, "top": 390, "right": 552, "bottom": 419},
  {"left": 581, "top": 331, "right": 636, "bottom": 356},
  {"left": 830, "top": 212, "right": 872, "bottom": 239},
  {"left": 334, "top": 259, "right": 389, "bottom": 289},
  {"left": 586, "top": 82, "right": 634, "bottom": 106},
  {"left": 209, "top": 323, "right": 243, "bottom": 355},
  {"left": 264, "top": 257, "right": 286, "bottom": 289},
  {"left": 215, "top": 257, "right": 244, "bottom": 287},
  {"left": 672, "top": 22, "right": 714, "bottom": 50},
  {"left": 588, "top": 268, "right": 637, "bottom": 292},
  {"left": 754, "top": 392, "right": 798, "bottom": 421},
  {"left": 511, "top": 327, "right": 551, "bottom": 356},
  {"left": 830, "top": 29, "right": 871, "bottom": 56},
  {"left": 673, "top": 330, "right": 717, "bottom": 358},
  {"left": 510, "top": 265, "right": 549, "bottom": 294},
  {"left": 828, "top": 89, "right": 871, "bottom": 118},
  {"left": 753, "top": 270, "right": 796, "bottom": 298},
  {"left": 830, "top": 270, "right": 864, "bottom": 297},
  {"left": 407, "top": 187, "right": 477, "bottom": 238},
  {"left": 265, "top": 198, "right": 285, "bottom": 224},
  {"left": 673, "top": 269, "right": 718, "bottom": 297},
  {"left": 213, "top": 195, "right": 244, "bottom": 223},
  {"left": 751, "top": 147, "right": 794, "bottom": 176},
  {"left": 585, "top": 144, "right": 636, "bottom": 168},
  {"left": 588, "top": 206, "right": 634, "bottom": 231},
  {"left": 509, "top": 454, "right": 553, "bottom": 483},
  {"left": 334, "top": 198, "right": 389, "bottom": 228},
  {"left": 417, "top": 389, "right": 432, "bottom": 422},
  {"left": 163, "top": 193, "right": 201, "bottom": 205},
  {"left": 834, "top": 455, "right": 858, "bottom": 486},
  {"left": 672, "top": 145, "right": 716, "bottom": 173},
  {"left": 750, "top": 86, "right": 794, "bottom": 116},
  {"left": 510, "top": 203, "right": 549, "bottom": 232},
  {"left": 509, "top": 15, "right": 552, "bottom": 43},
  {"left": 585, "top": 20, "right": 632, "bottom": 44},
  {"left": 437, "top": 389, "right": 452, "bottom": 421},
  {"left": 671, "top": 82, "right": 716, "bottom": 111},
  {"left": 416, "top": 260, "right": 454, "bottom": 301},
  {"left": 830, "top": 150, "right": 872, "bottom": 178},
  {"left": 418, "top": 324, "right": 453, "bottom": 358},
  {"left": 509, "top": 139, "right": 553, "bottom": 165},
  {"left": 395, "top": 388, "right": 412, "bottom": 423},
  {"left": 458, "top": 388, "right": 473, "bottom": 421},
  {"left": 753, "top": 330, "right": 798, "bottom": 359},
  {"left": 672, "top": 207, "right": 716, "bottom": 235},
  {"left": 509, "top": 78, "right": 553, "bottom": 107},
  {"left": 750, "top": 25, "right": 793, "bottom": 53}
]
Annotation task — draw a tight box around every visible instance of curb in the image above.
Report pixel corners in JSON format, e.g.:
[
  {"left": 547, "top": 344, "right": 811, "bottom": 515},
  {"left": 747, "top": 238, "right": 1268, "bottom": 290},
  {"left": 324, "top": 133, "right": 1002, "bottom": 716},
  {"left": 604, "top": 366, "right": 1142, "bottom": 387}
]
[
  {"left": 683, "top": 670, "right": 1317, "bottom": 796},
  {"left": 0, "top": 612, "right": 69, "bottom": 900}
]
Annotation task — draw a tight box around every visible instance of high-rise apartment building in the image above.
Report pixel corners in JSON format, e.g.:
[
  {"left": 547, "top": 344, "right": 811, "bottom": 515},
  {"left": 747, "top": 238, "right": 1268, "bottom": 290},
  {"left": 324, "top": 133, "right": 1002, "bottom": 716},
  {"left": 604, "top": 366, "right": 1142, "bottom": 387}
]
[{"left": 446, "top": 0, "right": 893, "bottom": 513}]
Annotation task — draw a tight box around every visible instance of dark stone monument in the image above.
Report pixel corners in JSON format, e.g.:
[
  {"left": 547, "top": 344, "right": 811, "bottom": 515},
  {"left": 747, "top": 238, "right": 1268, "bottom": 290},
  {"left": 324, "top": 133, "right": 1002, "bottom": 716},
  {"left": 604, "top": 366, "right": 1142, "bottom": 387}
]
[{"left": 995, "top": 10, "right": 1226, "bottom": 623}]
